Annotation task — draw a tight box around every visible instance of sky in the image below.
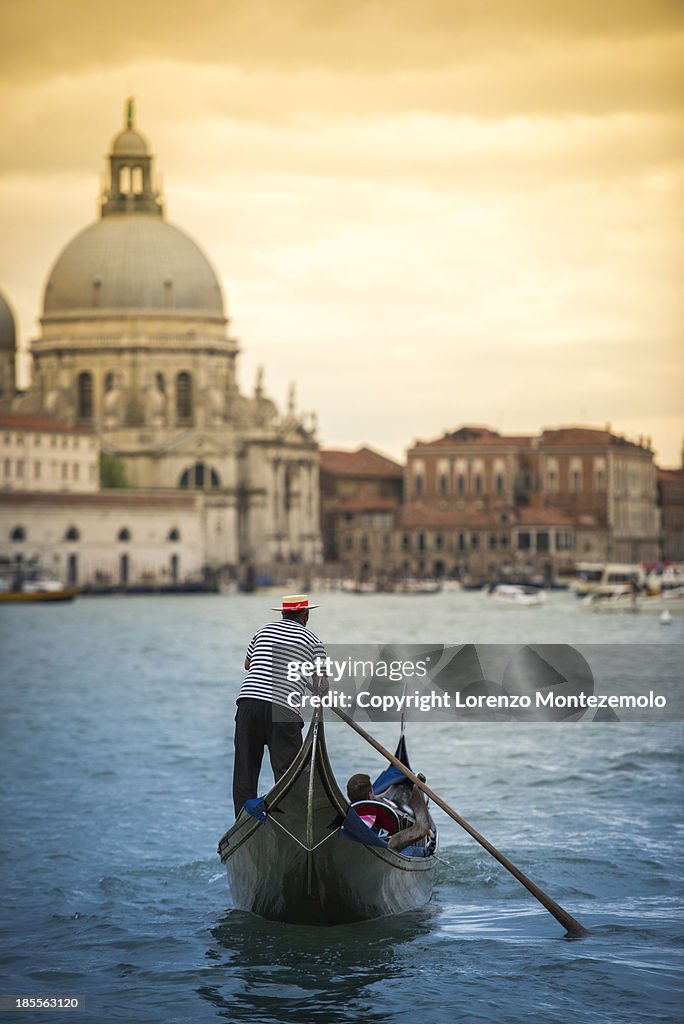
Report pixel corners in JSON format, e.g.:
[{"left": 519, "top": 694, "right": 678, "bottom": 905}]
[{"left": 1, "top": 0, "right": 682, "bottom": 465}]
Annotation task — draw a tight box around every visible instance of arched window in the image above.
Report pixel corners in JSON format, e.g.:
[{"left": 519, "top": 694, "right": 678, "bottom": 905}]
[
  {"left": 10, "top": 525, "right": 26, "bottom": 541},
  {"left": 77, "top": 372, "right": 93, "bottom": 421},
  {"left": 65, "top": 526, "right": 80, "bottom": 541},
  {"left": 118, "top": 527, "right": 131, "bottom": 542},
  {"left": 168, "top": 527, "right": 180, "bottom": 542},
  {"left": 119, "top": 166, "right": 131, "bottom": 194},
  {"left": 179, "top": 462, "right": 220, "bottom": 489},
  {"left": 176, "top": 372, "right": 193, "bottom": 423}
]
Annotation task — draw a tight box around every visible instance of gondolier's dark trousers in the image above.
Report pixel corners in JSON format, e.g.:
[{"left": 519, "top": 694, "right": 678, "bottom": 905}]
[{"left": 233, "top": 697, "right": 303, "bottom": 817}]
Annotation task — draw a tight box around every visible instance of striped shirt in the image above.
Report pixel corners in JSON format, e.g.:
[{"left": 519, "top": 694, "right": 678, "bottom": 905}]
[{"left": 238, "top": 619, "right": 327, "bottom": 716}]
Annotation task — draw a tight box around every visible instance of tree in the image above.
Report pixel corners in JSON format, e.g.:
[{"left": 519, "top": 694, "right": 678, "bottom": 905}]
[{"left": 99, "top": 453, "right": 128, "bottom": 488}]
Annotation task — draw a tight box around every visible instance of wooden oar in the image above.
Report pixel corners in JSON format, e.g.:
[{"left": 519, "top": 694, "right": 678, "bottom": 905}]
[{"left": 327, "top": 701, "right": 588, "bottom": 937}]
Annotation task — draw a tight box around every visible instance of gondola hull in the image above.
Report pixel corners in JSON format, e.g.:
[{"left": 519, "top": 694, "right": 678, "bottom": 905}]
[{"left": 218, "top": 714, "right": 437, "bottom": 924}]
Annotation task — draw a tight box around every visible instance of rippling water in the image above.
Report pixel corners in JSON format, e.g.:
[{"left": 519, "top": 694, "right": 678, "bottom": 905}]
[{"left": 0, "top": 592, "right": 682, "bottom": 1023}]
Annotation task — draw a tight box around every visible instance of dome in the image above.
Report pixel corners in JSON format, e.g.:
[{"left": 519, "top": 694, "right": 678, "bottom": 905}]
[
  {"left": 42, "top": 214, "right": 225, "bottom": 319},
  {"left": 0, "top": 290, "right": 17, "bottom": 350},
  {"left": 110, "top": 128, "right": 149, "bottom": 155}
]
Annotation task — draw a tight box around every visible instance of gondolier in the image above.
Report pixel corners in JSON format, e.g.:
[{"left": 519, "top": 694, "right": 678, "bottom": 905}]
[{"left": 233, "top": 594, "right": 328, "bottom": 816}]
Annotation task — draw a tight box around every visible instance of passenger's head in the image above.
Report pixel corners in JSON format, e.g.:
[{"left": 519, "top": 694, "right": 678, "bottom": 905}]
[{"left": 347, "top": 773, "right": 373, "bottom": 803}]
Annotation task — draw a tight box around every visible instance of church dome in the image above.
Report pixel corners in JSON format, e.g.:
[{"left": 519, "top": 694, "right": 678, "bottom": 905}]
[
  {"left": 0, "top": 290, "right": 17, "bottom": 350},
  {"left": 110, "top": 127, "right": 149, "bottom": 156},
  {"left": 43, "top": 214, "right": 225, "bottom": 319}
]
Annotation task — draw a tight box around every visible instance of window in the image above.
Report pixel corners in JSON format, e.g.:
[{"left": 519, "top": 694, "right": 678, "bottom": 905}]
[
  {"left": 457, "top": 474, "right": 465, "bottom": 495},
  {"left": 402, "top": 533, "right": 410, "bottom": 551},
  {"left": 132, "top": 166, "right": 143, "bottom": 194},
  {"left": 77, "top": 372, "right": 94, "bottom": 421},
  {"left": 34, "top": 461, "right": 41, "bottom": 480},
  {"left": 16, "top": 460, "right": 24, "bottom": 478},
  {"left": 570, "top": 470, "right": 582, "bottom": 493},
  {"left": 537, "top": 531, "right": 549, "bottom": 552},
  {"left": 170, "top": 553, "right": 179, "bottom": 584},
  {"left": 345, "top": 535, "right": 353, "bottom": 551},
  {"left": 414, "top": 475, "right": 423, "bottom": 496},
  {"left": 495, "top": 473, "right": 504, "bottom": 494},
  {"left": 382, "top": 534, "right": 391, "bottom": 552},
  {"left": 474, "top": 474, "right": 482, "bottom": 494},
  {"left": 65, "top": 526, "right": 80, "bottom": 541},
  {"left": 471, "top": 533, "right": 479, "bottom": 550},
  {"left": 168, "top": 528, "right": 180, "bottom": 542},
  {"left": 439, "top": 475, "right": 448, "bottom": 495},
  {"left": 417, "top": 531, "right": 426, "bottom": 553},
  {"left": 118, "top": 527, "right": 131, "bottom": 542},
  {"left": 62, "top": 463, "right": 68, "bottom": 481},
  {"left": 176, "top": 372, "right": 193, "bottom": 422},
  {"left": 179, "top": 462, "right": 221, "bottom": 489},
  {"left": 488, "top": 533, "right": 497, "bottom": 550},
  {"left": 435, "top": 533, "right": 444, "bottom": 551},
  {"left": 458, "top": 532, "right": 466, "bottom": 552},
  {"left": 556, "top": 531, "right": 575, "bottom": 550},
  {"left": 67, "top": 553, "right": 78, "bottom": 585},
  {"left": 517, "top": 532, "right": 531, "bottom": 550},
  {"left": 500, "top": 533, "right": 509, "bottom": 548},
  {"left": 3, "top": 458, "right": 10, "bottom": 477},
  {"left": 119, "top": 166, "right": 131, "bottom": 193},
  {"left": 361, "top": 534, "right": 369, "bottom": 553},
  {"left": 10, "top": 525, "right": 26, "bottom": 541},
  {"left": 73, "top": 464, "right": 80, "bottom": 481}
]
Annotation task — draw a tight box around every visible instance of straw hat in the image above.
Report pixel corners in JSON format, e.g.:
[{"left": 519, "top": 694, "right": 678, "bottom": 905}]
[{"left": 272, "top": 594, "right": 319, "bottom": 611}]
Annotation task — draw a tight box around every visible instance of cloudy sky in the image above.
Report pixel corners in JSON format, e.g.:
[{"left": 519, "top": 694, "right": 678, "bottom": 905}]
[{"left": 1, "top": 0, "right": 682, "bottom": 464}]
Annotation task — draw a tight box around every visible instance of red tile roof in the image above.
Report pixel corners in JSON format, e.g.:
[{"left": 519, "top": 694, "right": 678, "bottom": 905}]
[
  {"left": 540, "top": 427, "right": 652, "bottom": 452},
  {"left": 319, "top": 446, "right": 403, "bottom": 478},
  {"left": 412, "top": 426, "right": 534, "bottom": 449},
  {"left": 0, "top": 412, "right": 94, "bottom": 435}
]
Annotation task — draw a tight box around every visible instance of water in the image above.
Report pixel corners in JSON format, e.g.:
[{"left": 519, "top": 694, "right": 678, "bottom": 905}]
[{"left": 0, "top": 592, "right": 682, "bottom": 1023}]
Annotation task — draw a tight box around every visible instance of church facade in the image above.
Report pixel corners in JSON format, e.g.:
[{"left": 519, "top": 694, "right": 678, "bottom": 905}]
[{"left": 1, "top": 102, "right": 320, "bottom": 587}]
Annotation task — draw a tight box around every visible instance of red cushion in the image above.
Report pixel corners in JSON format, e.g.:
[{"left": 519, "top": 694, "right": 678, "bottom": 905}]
[{"left": 352, "top": 800, "right": 402, "bottom": 837}]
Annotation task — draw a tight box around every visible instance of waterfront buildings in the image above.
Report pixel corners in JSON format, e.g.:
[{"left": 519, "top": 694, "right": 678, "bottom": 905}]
[{"left": 326, "top": 424, "right": 663, "bottom": 583}]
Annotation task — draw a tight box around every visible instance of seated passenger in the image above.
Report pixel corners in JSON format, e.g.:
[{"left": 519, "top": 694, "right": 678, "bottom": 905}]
[{"left": 346, "top": 772, "right": 431, "bottom": 853}]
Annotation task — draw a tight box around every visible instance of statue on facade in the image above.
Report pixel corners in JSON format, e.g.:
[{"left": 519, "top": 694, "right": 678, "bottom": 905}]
[
  {"left": 144, "top": 371, "right": 167, "bottom": 426},
  {"left": 44, "top": 367, "right": 75, "bottom": 421},
  {"left": 103, "top": 371, "right": 126, "bottom": 427},
  {"left": 206, "top": 382, "right": 226, "bottom": 425}
]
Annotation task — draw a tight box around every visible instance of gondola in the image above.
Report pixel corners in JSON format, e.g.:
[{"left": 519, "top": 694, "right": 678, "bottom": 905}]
[{"left": 217, "top": 710, "right": 438, "bottom": 924}]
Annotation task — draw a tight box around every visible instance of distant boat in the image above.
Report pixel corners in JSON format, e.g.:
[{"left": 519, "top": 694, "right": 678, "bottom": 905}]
[
  {"left": 397, "top": 578, "right": 442, "bottom": 594},
  {"left": 0, "top": 568, "right": 79, "bottom": 603},
  {"left": 581, "top": 588, "right": 684, "bottom": 614},
  {"left": 489, "top": 584, "right": 546, "bottom": 607}
]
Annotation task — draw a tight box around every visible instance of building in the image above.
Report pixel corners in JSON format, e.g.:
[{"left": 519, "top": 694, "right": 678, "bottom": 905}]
[
  {"left": 0, "top": 411, "right": 99, "bottom": 494},
  {"left": 319, "top": 447, "right": 403, "bottom": 580},
  {"left": 0, "top": 101, "right": 321, "bottom": 588},
  {"left": 398, "top": 424, "right": 659, "bottom": 581},
  {"left": 657, "top": 464, "right": 684, "bottom": 562}
]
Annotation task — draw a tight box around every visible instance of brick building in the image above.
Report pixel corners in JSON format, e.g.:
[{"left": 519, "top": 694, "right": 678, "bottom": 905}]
[
  {"left": 380, "top": 424, "right": 658, "bottom": 583},
  {"left": 319, "top": 447, "right": 403, "bottom": 580},
  {"left": 657, "top": 465, "right": 684, "bottom": 562}
]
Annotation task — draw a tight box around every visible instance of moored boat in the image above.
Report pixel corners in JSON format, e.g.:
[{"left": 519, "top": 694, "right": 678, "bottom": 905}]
[
  {"left": 218, "top": 713, "right": 438, "bottom": 924},
  {"left": 0, "top": 568, "right": 79, "bottom": 603}
]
